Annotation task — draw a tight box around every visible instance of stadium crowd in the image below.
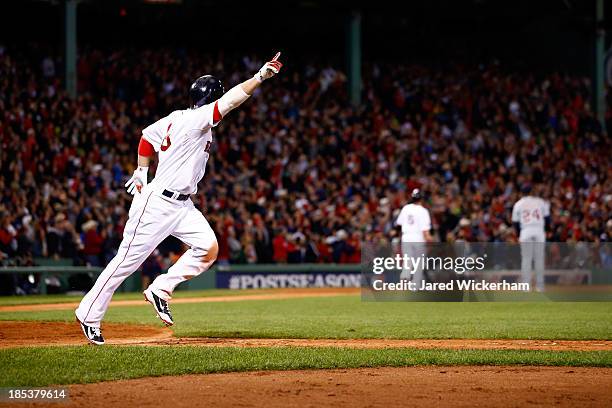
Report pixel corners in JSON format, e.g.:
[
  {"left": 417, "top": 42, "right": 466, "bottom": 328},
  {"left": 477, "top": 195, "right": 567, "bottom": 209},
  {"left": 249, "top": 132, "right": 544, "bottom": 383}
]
[{"left": 0, "top": 45, "right": 610, "bottom": 270}]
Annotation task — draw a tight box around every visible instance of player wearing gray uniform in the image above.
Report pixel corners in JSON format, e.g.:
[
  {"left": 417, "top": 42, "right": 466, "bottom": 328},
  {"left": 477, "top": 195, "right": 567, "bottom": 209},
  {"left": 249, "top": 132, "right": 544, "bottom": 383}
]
[{"left": 512, "top": 185, "right": 550, "bottom": 292}]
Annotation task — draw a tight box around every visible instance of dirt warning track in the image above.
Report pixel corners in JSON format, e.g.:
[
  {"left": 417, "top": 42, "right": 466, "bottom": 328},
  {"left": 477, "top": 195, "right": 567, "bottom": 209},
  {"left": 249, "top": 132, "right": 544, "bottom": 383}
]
[{"left": 0, "top": 288, "right": 359, "bottom": 313}]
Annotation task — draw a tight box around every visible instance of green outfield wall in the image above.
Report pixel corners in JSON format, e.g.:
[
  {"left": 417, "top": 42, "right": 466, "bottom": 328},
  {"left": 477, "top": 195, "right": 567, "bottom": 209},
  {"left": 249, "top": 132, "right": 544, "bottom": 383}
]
[{"left": 0, "top": 262, "right": 362, "bottom": 294}]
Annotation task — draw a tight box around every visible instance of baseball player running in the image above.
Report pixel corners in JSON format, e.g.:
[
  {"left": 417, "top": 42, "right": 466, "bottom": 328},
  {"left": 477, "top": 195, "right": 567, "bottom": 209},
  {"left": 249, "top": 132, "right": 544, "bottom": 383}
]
[
  {"left": 75, "top": 53, "right": 283, "bottom": 345},
  {"left": 512, "top": 185, "right": 550, "bottom": 292},
  {"left": 394, "top": 189, "right": 432, "bottom": 287}
]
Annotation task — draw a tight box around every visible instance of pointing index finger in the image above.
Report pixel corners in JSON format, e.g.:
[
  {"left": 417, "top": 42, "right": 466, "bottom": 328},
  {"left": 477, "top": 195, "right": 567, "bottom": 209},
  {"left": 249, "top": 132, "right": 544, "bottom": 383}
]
[{"left": 272, "top": 52, "right": 281, "bottom": 61}]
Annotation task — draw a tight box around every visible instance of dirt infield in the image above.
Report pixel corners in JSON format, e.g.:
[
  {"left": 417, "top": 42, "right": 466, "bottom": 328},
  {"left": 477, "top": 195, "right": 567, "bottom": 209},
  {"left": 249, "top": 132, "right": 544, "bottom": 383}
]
[
  {"left": 3, "top": 366, "right": 610, "bottom": 408},
  {"left": 0, "top": 288, "right": 359, "bottom": 313},
  {"left": 1, "top": 321, "right": 611, "bottom": 351},
  {"left": 2, "top": 321, "right": 611, "bottom": 407},
  {"left": 2, "top": 290, "right": 610, "bottom": 407},
  {"left": 0, "top": 321, "right": 172, "bottom": 348},
  {"left": 153, "top": 336, "right": 612, "bottom": 351}
]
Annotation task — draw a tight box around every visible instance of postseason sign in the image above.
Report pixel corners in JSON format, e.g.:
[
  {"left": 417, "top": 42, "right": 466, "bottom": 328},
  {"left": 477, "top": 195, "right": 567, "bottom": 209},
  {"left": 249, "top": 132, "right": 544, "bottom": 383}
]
[
  {"left": 361, "top": 242, "right": 612, "bottom": 302},
  {"left": 217, "top": 269, "right": 361, "bottom": 289}
]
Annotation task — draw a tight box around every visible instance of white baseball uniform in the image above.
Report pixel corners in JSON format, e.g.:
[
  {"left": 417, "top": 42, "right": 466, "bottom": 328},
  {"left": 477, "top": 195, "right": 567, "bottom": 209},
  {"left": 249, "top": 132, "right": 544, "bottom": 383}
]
[
  {"left": 395, "top": 203, "right": 431, "bottom": 285},
  {"left": 512, "top": 195, "right": 550, "bottom": 291},
  {"left": 76, "top": 103, "right": 219, "bottom": 327},
  {"left": 396, "top": 203, "right": 431, "bottom": 243}
]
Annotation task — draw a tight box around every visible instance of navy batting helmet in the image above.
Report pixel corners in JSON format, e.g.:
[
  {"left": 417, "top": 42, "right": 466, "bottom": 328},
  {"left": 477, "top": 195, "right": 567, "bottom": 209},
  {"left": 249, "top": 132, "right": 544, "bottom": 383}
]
[
  {"left": 411, "top": 188, "right": 422, "bottom": 201},
  {"left": 189, "top": 75, "right": 224, "bottom": 108}
]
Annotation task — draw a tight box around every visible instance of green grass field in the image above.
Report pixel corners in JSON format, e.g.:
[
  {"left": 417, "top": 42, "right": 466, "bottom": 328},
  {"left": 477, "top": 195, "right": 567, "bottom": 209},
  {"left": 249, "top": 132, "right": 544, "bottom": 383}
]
[
  {"left": 1, "top": 292, "right": 611, "bottom": 340},
  {"left": 1, "top": 290, "right": 611, "bottom": 386},
  {"left": 2, "top": 346, "right": 610, "bottom": 387}
]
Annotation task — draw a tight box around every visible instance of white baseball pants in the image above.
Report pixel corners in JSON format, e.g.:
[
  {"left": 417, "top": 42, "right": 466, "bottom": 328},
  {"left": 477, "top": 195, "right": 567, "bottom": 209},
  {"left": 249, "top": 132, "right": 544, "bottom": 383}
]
[
  {"left": 400, "top": 242, "right": 426, "bottom": 289},
  {"left": 75, "top": 188, "right": 218, "bottom": 327},
  {"left": 519, "top": 231, "right": 546, "bottom": 291}
]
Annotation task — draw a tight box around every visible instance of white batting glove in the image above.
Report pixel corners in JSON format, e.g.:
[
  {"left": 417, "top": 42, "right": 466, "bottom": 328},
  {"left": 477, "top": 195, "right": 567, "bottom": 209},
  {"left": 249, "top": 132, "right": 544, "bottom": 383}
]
[
  {"left": 254, "top": 52, "right": 283, "bottom": 82},
  {"left": 125, "top": 166, "right": 148, "bottom": 195}
]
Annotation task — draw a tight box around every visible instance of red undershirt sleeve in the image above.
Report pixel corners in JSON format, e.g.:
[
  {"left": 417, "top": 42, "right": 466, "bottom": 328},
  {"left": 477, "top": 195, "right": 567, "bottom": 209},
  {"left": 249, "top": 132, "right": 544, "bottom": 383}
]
[
  {"left": 213, "top": 101, "right": 222, "bottom": 124},
  {"left": 138, "top": 136, "right": 155, "bottom": 156}
]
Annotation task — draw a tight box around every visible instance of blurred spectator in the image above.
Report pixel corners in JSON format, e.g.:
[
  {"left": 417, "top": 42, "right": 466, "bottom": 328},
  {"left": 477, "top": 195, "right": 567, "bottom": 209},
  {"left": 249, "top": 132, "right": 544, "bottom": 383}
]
[
  {"left": 0, "top": 46, "right": 609, "bottom": 269},
  {"left": 272, "top": 229, "right": 289, "bottom": 263},
  {"left": 82, "top": 220, "right": 103, "bottom": 266},
  {"left": 0, "top": 214, "right": 17, "bottom": 258}
]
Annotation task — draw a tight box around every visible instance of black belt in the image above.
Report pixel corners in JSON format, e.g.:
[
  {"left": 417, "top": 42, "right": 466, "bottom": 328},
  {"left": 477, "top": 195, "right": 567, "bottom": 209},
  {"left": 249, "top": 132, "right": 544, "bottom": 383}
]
[{"left": 162, "top": 189, "right": 190, "bottom": 201}]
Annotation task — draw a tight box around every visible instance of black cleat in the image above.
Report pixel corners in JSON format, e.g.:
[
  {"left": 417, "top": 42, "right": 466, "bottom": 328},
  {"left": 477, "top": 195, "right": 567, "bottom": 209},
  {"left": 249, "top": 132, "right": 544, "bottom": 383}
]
[
  {"left": 143, "top": 288, "right": 174, "bottom": 326},
  {"left": 76, "top": 317, "right": 105, "bottom": 345}
]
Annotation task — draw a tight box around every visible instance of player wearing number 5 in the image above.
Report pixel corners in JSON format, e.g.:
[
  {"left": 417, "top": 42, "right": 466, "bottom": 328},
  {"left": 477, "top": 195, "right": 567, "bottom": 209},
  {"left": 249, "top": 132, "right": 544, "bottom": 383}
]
[
  {"left": 75, "top": 53, "right": 283, "bottom": 345},
  {"left": 394, "top": 189, "right": 432, "bottom": 287},
  {"left": 512, "top": 185, "right": 550, "bottom": 292}
]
